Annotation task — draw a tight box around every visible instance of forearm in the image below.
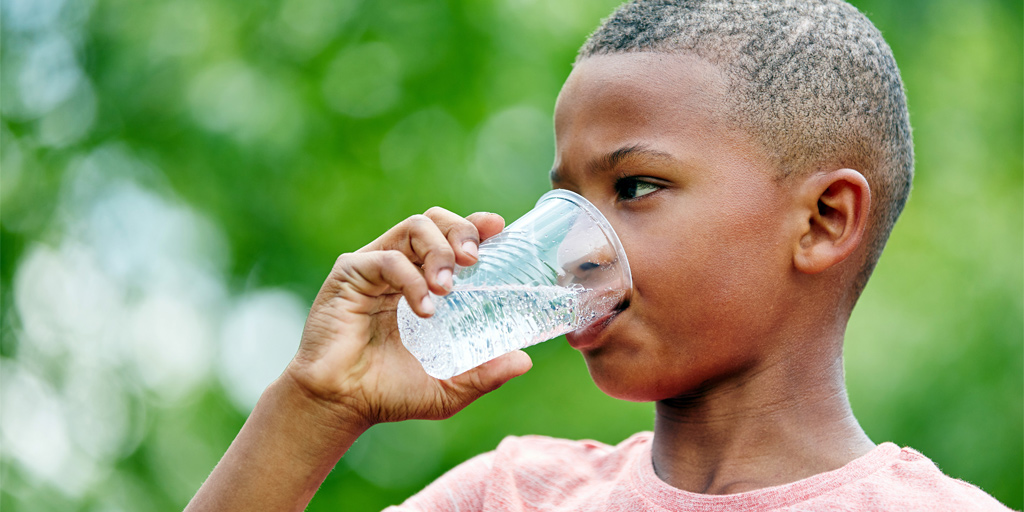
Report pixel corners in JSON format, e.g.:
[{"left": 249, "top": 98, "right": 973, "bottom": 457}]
[
  {"left": 185, "top": 211, "right": 526, "bottom": 510},
  {"left": 185, "top": 374, "right": 368, "bottom": 512}
]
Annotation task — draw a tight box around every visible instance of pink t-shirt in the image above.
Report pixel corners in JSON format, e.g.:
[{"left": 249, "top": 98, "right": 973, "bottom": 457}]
[{"left": 387, "top": 432, "right": 1012, "bottom": 511}]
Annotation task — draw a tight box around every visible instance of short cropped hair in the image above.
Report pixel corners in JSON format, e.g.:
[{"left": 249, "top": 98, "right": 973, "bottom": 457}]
[{"left": 579, "top": 0, "right": 913, "bottom": 295}]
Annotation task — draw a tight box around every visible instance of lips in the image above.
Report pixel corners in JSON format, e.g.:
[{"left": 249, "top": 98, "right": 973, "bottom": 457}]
[{"left": 566, "top": 306, "right": 624, "bottom": 350}]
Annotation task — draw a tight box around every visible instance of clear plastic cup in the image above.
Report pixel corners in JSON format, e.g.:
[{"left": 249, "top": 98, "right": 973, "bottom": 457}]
[{"left": 397, "top": 189, "right": 632, "bottom": 379}]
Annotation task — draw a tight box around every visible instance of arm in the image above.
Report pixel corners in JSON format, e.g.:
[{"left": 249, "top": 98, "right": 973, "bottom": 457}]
[
  {"left": 183, "top": 373, "right": 362, "bottom": 511},
  {"left": 185, "top": 209, "right": 532, "bottom": 512}
]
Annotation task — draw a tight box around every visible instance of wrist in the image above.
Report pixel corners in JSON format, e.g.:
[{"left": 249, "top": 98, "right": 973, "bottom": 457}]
[
  {"left": 267, "top": 372, "right": 373, "bottom": 449},
  {"left": 186, "top": 371, "right": 372, "bottom": 511}
]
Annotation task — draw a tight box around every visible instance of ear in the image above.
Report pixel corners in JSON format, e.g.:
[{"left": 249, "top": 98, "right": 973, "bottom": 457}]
[{"left": 793, "top": 169, "right": 871, "bottom": 275}]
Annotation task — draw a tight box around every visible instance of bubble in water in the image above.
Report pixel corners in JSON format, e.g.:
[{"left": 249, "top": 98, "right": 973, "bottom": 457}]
[{"left": 397, "top": 284, "right": 601, "bottom": 379}]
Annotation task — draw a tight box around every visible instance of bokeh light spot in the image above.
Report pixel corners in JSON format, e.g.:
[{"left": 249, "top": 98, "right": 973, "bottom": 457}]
[
  {"left": 218, "top": 290, "right": 306, "bottom": 412},
  {"left": 380, "top": 107, "right": 465, "bottom": 180},
  {"left": 470, "top": 105, "right": 553, "bottom": 203},
  {"left": 1, "top": 0, "right": 65, "bottom": 32},
  {"left": 344, "top": 420, "right": 445, "bottom": 489},
  {"left": 188, "top": 61, "right": 303, "bottom": 148},
  {"left": 276, "top": 0, "right": 358, "bottom": 58},
  {"left": 37, "top": 78, "right": 97, "bottom": 148},
  {"left": 127, "top": 293, "right": 215, "bottom": 403},
  {"left": 16, "top": 33, "right": 82, "bottom": 117},
  {"left": 148, "top": 1, "right": 212, "bottom": 59},
  {"left": 322, "top": 42, "right": 402, "bottom": 118}
]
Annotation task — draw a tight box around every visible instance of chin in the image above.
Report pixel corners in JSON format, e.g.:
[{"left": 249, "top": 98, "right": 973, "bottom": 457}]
[{"left": 584, "top": 357, "right": 668, "bottom": 403}]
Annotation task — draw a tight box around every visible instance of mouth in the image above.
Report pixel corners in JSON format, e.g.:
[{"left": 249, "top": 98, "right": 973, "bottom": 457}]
[{"left": 566, "top": 299, "right": 629, "bottom": 350}]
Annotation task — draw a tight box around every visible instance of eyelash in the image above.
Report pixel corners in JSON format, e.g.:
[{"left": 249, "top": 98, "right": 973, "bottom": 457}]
[{"left": 614, "top": 174, "right": 663, "bottom": 201}]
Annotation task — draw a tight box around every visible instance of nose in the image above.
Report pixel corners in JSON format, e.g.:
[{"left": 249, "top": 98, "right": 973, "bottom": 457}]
[
  {"left": 561, "top": 258, "right": 603, "bottom": 282},
  {"left": 556, "top": 219, "right": 619, "bottom": 286}
]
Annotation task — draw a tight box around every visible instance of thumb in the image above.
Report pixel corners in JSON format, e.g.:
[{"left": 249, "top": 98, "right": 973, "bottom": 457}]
[{"left": 448, "top": 350, "right": 532, "bottom": 400}]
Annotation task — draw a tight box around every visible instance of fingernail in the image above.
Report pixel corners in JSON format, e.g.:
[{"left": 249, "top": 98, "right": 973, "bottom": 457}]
[
  {"left": 437, "top": 268, "right": 453, "bottom": 291},
  {"left": 420, "top": 295, "right": 435, "bottom": 315},
  {"left": 462, "top": 241, "right": 478, "bottom": 259}
]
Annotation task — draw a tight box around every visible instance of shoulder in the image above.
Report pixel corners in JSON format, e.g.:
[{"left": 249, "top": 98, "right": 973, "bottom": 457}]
[
  {"left": 493, "top": 430, "right": 653, "bottom": 456},
  {"left": 482, "top": 431, "right": 652, "bottom": 498},
  {"left": 491, "top": 431, "right": 652, "bottom": 473},
  {"left": 852, "top": 444, "right": 1014, "bottom": 512},
  {"left": 391, "top": 432, "right": 654, "bottom": 511}
]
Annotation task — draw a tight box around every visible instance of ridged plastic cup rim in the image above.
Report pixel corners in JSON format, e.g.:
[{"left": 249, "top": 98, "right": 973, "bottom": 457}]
[{"left": 536, "top": 189, "right": 633, "bottom": 301}]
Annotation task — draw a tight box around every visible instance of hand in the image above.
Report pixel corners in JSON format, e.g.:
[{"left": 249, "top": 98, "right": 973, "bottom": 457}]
[
  {"left": 186, "top": 208, "right": 532, "bottom": 512},
  {"left": 285, "top": 207, "right": 533, "bottom": 431}
]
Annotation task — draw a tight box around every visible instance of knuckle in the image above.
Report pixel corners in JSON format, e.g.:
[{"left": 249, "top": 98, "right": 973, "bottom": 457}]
[
  {"left": 427, "top": 243, "right": 456, "bottom": 260},
  {"left": 328, "top": 254, "right": 362, "bottom": 287},
  {"left": 453, "top": 225, "right": 480, "bottom": 243},
  {"left": 407, "top": 214, "right": 432, "bottom": 227},
  {"left": 333, "top": 252, "right": 356, "bottom": 271},
  {"left": 381, "top": 249, "right": 406, "bottom": 264},
  {"left": 424, "top": 206, "right": 449, "bottom": 218},
  {"left": 405, "top": 215, "right": 440, "bottom": 241},
  {"left": 448, "top": 217, "right": 478, "bottom": 236}
]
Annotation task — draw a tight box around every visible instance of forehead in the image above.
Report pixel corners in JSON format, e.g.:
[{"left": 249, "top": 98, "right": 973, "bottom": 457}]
[
  {"left": 551, "top": 52, "right": 774, "bottom": 186},
  {"left": 554, "top": 52, "right": 732, "bottom": 145}
]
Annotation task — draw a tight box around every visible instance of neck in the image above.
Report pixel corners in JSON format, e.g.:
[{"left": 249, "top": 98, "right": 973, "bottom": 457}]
[{"left": 651, "top": 340, "right": 874, "bottom": 495}]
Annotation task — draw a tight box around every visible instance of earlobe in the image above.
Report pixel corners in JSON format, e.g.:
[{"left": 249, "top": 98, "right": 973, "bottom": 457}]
[{"left": 793, "top": 169, "right": 871, "bottom": 275}]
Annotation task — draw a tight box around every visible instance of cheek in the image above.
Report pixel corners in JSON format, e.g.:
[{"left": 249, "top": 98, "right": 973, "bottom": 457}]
[
  {"left": 622, "top": 229, "right": 704, "bottom": 329},
  {"left": 625, "top": 203, "right": 787, "bottom": 331},
  {"left": 696, "top": 185, "right": 790, "bottom": 277},
  {"left": 632, "top": 241, "right": 724, "bottom": 333}
]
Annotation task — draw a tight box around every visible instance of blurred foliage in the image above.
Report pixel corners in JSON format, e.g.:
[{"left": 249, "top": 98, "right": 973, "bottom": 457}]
[{"left": 1, "top": 0, "right": 1021, "bottom": 510}]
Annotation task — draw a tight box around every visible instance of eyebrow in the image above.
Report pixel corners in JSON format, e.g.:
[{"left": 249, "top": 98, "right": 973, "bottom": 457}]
[{"left": 550, "top": 143, "right": 675, "bottom": 183}]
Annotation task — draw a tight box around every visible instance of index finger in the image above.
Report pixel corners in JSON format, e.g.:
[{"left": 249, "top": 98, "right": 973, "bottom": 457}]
[
  {"left": 362, "top": 208, "right": 503, "bottom": 268},
  {"left": 465, "top": 212, "right": 505, "bottom": 243}
]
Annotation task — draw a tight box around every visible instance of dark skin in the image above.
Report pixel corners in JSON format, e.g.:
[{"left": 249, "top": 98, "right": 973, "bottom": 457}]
[
  {"left": 187, "top": 51, "right": 875, "bottom": 511},
  {"left": 552, "top": 52, "right": 876, "bottom": 493}
]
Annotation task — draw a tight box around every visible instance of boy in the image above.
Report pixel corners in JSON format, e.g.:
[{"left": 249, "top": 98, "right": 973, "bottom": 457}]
[{"left": 187, "top": 0, "right": 1012, "bottom": 510}]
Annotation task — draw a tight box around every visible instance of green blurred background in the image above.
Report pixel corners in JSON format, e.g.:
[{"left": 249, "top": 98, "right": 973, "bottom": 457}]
[{"left": 1, "top": 0, "right": 1021, "bottom": 510}]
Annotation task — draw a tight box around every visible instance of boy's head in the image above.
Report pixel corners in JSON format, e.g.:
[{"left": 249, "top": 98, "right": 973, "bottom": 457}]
[
  {"left": 553, "top": 0, "right": 913, "bottom": 400},
  {"left": 579, "top": 0, "right": 913, "bottom": 295}
]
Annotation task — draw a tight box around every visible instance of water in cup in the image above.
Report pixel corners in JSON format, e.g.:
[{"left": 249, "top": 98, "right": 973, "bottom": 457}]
[
  {"left": 398, "top": 285, "right": 588, "bottom": 379},
  {"left": 397, "top": 189, "right": 631, "bottom": 379}
]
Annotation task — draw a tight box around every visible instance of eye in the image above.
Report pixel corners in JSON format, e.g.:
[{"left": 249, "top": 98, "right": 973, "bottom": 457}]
[{"left": 614, "top": 176, "right": 662, "bottom": 201}]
